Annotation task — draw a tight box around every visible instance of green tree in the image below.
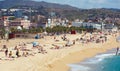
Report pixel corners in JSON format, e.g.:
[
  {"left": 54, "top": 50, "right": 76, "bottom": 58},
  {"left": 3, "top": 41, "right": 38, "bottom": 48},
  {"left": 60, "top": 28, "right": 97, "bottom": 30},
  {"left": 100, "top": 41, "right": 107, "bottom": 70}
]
[{"left": 0, "top": 28, "right": 5, "bottom": 39}]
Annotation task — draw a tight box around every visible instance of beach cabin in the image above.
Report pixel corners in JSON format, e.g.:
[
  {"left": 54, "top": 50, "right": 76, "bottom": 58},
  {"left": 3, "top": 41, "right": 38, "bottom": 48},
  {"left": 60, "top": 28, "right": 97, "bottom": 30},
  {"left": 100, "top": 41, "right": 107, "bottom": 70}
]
[
  {"left": 71, "top": 30, "right": 76, "bottom": 34},
  {"left": 9, "top": 33, "right": 15, "bottom": 39}
]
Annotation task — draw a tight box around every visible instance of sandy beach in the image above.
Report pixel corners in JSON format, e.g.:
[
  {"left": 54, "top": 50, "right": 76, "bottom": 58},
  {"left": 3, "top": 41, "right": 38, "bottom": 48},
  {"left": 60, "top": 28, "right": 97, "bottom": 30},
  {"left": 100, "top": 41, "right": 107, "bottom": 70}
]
[{"left": 0, "top": 32, "right": 119, "bottom": 71}]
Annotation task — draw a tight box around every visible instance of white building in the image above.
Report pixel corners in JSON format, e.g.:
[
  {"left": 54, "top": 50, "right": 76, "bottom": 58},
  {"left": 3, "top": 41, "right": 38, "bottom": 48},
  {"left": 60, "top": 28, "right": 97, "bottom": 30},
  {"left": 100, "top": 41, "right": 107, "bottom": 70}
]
[
  {"left": 72, "top": 22, "right": 82, "bottom": 27},
  {"left": 82, "top": 22, "right": 103, "bottom": 30},
  {"left": 10, "top": 9, "right": 20, "bottom": 12},
  {"left": 72, "top": 22, "right": 104, "bottom": 30},
  {"left": 47, "top": 18, "right": 51, "bottom": 27},
  {"left": 1, "top": 9, "right": 7, "bottom": 11}
]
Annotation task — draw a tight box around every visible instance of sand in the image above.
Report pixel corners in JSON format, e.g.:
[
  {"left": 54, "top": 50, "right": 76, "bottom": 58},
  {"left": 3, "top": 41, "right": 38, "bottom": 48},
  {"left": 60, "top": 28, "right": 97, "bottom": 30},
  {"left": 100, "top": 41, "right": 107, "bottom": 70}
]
[{"left": 0, "top": 32, "right": 119, "bottom": 71}]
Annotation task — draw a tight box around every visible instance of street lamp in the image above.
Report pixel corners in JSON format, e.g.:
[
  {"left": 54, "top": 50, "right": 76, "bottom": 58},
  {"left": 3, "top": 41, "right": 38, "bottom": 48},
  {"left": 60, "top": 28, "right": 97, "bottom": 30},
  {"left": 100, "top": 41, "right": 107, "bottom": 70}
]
[
  {"left": 100, "top": 18, "right": 104, "bottom": 33},
  {"left": 4, "top": 20, "right": 10, "bottom": 40}
]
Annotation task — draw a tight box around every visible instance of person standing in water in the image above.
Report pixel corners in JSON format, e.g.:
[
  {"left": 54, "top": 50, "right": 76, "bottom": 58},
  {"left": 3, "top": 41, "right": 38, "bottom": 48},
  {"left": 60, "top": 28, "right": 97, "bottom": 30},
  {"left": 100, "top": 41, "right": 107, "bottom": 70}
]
[
  {"left": 16, "top": 49, "right": 20, "bottom": 57},
  {"left": 116, "top": 47, "right": 119, "bottom": 55}
]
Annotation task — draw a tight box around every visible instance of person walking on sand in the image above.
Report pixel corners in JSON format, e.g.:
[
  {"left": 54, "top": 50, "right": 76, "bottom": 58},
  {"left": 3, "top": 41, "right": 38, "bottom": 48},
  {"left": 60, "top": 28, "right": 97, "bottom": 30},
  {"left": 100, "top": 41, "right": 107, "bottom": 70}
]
[{"left": 5, "top": 48, "right": 8, "bottom": 57}]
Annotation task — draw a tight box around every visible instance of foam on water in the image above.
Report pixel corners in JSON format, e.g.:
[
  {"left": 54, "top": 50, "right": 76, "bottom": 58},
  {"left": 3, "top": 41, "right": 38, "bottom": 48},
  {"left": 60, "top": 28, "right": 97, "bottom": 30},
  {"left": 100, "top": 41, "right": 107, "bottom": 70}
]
[
  {"left": 69, "top": 36, "right": 120, "bottom": 71},
  {"left": 81, "top": 53, "right": 114, "bottom": 64},
  {"left": 69, "top": 53, "right": 115, "bottom": 71},
  {"left": 68, "top": 64, "right": 90, "bottom": 71}
]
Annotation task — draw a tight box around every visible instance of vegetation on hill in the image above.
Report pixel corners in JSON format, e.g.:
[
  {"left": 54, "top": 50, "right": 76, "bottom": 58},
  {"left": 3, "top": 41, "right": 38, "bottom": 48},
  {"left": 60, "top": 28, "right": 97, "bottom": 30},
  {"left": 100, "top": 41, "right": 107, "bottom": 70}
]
[{"left": 0, "top": 0, "right": 120, "bottom": 22}]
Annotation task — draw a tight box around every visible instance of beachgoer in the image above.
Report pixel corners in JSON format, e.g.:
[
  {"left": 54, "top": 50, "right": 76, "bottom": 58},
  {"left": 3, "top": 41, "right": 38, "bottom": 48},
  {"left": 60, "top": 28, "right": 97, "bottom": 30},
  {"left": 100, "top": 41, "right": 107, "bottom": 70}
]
[
  {"left": 117, "top": 47, "right": 119, "bottom": 51},
  {"left": 5, "top": 48, "right": 8, "bottom": 57},
  {"left": 102, "top": 40, "right": 104, "bottom": 43},
  {"left": 9, "top": 51, "right": 12, "bottom": 58},
  {"left": 26, "top": 52, "right": 29, "bottom": 56},
  {"left": 105, "top": 37, "right": 107, "bottom": 42},
  {"left": 73, "top": 40, "right": 75, "bottom": 45},
  {"left": 54, "top": 36, "right": 56, "bottom": 40},
  {"left": 116, "top": 47, "right": 119, "bottom": 55},
  {"left": 3, "top": 45, "right": 7, "bottom": 49},
  {"left": 6, "top": 38, "right": 9, "bottom": 42},
  {"left": 14, "top": 46, "right": 18, "bottom": 50},
  {"left": 22, "top": 52, "right": 27, "bottom": 57},
  {"left": 16, "top": 49, "right": 20, "bottom": 57}
]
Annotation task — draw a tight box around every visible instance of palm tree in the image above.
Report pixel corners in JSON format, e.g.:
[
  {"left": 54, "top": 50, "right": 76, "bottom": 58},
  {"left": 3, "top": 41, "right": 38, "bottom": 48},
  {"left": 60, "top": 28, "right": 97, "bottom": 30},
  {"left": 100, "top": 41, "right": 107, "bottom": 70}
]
[
  {"left": 45, "top": 27, "right": 52, "bottom": 33},
  {"left": 10, "top": 28, "right": 17, "bottom": 33}
]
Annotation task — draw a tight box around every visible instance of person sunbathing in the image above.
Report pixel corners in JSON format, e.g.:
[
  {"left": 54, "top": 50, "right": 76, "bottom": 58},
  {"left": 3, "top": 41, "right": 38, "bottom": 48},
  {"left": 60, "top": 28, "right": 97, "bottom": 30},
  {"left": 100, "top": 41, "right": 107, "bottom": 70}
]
[
  {"left": 52, "top": 44, "right": 60, "bottom": 49},
  {"left": 22, "top": 52, "right": 31, "bottom": 57},
  {"left": 73, "top": 40, "right": 75, "bottom": 45},
  {"left": 3, "top": 45, "right": 7, "bottom": 49},
  {"left": 55, "top": 46, "right": 60, "bottom": 49},
  {"left": 38, "top": 47, "right": 47, "bottom": 54},
  {"left": 55, "top": 39, "right": 59, "bottom": 42}
]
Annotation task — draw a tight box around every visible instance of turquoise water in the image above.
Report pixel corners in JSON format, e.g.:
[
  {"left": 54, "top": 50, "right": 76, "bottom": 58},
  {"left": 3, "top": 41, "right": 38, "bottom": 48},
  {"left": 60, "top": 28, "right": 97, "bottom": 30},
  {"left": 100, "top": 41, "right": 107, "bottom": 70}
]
[
  {"left": 95, "top": 55, "right": 120, "bottom": 71},
  {"left": 69, "top": 36, "right": 120, "bottom": 71},
  {"left": 69, "top": 50, "right": 120, "bottom": 71}
]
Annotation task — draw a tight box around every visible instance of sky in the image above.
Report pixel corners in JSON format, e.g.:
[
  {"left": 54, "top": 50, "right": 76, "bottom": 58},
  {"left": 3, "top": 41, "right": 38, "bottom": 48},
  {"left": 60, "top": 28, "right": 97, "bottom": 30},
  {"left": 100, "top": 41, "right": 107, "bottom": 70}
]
[{"left": 34, "top": 0, "right": 120, "bottom": 9}]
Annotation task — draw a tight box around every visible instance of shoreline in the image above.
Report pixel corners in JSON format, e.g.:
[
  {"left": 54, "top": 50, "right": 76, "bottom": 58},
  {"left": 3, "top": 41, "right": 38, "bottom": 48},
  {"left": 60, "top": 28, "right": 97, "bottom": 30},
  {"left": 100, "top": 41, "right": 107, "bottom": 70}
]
[
  {"left": 68, "top": 48, "right": 117, "bottom": 71},
  {"left": 47, "top": 36, "right": 119, "bottom": 71}
]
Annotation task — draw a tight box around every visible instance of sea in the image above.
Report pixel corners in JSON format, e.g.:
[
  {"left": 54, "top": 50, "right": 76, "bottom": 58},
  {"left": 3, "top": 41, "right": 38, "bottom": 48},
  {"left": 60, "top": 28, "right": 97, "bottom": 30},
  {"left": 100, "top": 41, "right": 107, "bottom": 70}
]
[{"left": 68, "top": 49, "right": 120, "bottom": 71}]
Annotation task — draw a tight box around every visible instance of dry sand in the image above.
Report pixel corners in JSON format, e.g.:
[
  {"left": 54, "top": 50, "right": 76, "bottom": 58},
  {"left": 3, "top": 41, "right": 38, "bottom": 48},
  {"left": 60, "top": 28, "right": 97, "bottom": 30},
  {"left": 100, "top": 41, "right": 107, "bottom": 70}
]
[{"left": 0, "top": 33, "right": 119, "bottom": 71}]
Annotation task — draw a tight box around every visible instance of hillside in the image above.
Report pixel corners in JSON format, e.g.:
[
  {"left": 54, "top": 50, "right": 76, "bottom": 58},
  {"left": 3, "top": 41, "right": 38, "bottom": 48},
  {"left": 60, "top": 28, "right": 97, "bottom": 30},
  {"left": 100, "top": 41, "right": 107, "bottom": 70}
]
[
  {"left": 0, "top": 0, "right": 120, "bottom": 21},
  {"left": 0, "top": 0, "right": 78, "bottom": 10}
]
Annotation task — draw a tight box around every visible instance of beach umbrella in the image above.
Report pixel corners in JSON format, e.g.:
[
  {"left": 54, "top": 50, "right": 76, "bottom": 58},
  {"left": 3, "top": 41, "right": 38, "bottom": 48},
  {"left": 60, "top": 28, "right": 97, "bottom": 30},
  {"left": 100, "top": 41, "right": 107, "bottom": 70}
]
[
  {"left": 17, "top": 26, "right": 22, "bottom": 30},
  {"left": 35, "top": 34, "right": 40, "bottom": 39},
  {"left": 43, "top": 31, "right": 47, "bottom": 35},
  {"left": 32, "top": 42, "right": 39, "bottom": 47}
]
